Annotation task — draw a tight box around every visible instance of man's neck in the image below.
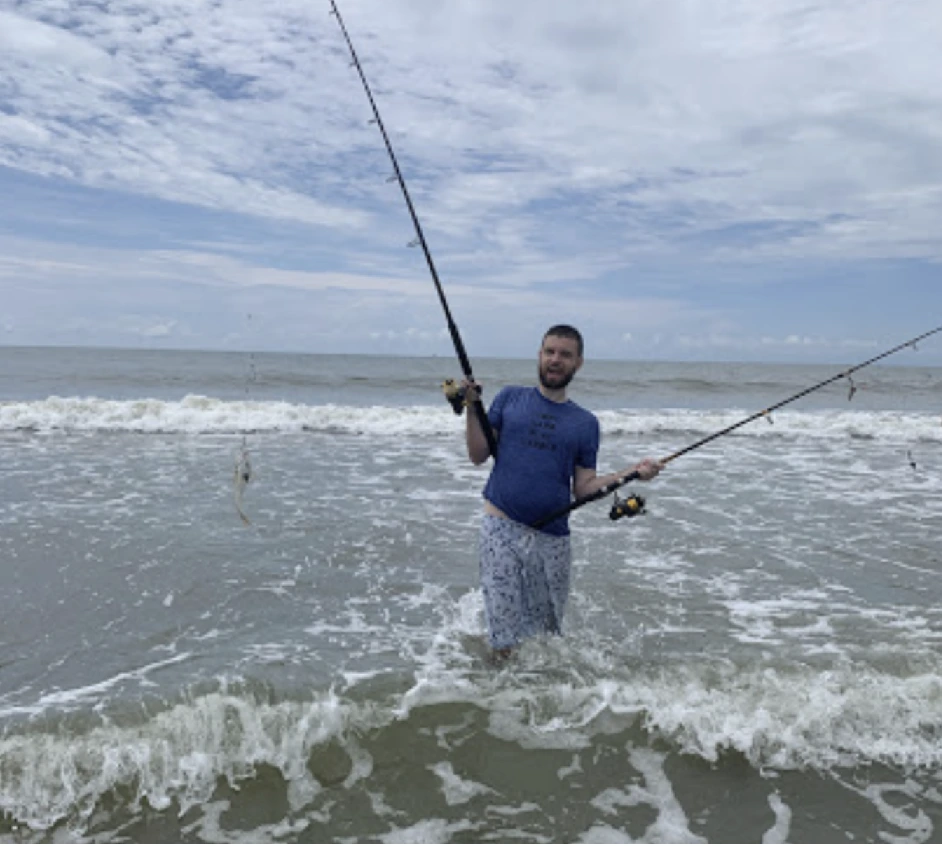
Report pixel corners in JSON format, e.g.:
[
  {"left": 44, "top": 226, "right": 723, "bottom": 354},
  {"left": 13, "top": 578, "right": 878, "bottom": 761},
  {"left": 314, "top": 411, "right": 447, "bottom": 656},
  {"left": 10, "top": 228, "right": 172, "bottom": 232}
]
[{"left": 537, "top": 384, "right": 568, "bottom": 403}]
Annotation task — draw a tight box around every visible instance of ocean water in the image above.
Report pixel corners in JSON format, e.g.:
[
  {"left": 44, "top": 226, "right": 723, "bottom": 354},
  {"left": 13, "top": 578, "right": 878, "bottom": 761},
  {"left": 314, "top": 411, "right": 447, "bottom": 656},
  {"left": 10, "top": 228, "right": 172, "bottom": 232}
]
[{"left": 1, "top": 345, "right": 941, "bottom": 844}]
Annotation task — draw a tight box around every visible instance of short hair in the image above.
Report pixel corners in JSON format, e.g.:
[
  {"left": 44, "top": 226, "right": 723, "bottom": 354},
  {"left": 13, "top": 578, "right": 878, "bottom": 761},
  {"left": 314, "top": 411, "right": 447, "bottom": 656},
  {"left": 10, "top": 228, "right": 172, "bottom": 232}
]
[{"left": 543, "top": 324, "right": 584, "bottom": 357}]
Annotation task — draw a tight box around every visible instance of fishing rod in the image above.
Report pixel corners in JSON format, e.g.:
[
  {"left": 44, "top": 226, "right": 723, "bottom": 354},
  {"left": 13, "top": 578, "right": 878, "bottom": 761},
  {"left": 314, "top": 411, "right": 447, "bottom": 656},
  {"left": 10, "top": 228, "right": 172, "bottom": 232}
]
[
  {"left": 533, "top": 324, "right": 942, "bottom": 530},
  {"left": 329, "top": 1, "right": 499, "bottom": 458}
]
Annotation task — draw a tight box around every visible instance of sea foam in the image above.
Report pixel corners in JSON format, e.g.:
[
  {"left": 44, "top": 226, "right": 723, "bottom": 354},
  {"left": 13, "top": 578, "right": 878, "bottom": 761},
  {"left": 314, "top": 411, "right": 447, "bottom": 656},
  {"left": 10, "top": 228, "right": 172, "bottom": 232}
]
[{"left": 1, "top": 396, "right": 939, "bottom": 442}]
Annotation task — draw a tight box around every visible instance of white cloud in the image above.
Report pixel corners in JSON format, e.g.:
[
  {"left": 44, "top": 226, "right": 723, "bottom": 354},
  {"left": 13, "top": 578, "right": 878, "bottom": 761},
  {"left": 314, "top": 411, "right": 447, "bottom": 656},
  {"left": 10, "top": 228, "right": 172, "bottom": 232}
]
[
  {"left": 1, "top": 1, "right": 941, "bottom": 360},
  {"left": 139, "top": 320, "right": 178, "bottom": 338},
  {"left": 3, "top": 0, "right": 941, "bottom": 262}
]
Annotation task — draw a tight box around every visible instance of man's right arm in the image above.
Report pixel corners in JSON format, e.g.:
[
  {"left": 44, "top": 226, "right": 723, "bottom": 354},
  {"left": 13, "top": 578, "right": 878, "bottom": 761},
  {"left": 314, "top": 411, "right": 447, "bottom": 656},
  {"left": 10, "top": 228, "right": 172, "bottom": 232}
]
[{"left": 463, "top": 380, "right": 493, "bottom": 465}]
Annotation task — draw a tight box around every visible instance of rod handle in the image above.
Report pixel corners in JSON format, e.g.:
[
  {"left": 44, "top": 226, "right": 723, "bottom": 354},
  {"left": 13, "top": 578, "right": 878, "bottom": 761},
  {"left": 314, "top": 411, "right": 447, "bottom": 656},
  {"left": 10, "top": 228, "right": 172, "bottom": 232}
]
[{"left": 532, "top": 470, "right": 641, "bottom": 529}]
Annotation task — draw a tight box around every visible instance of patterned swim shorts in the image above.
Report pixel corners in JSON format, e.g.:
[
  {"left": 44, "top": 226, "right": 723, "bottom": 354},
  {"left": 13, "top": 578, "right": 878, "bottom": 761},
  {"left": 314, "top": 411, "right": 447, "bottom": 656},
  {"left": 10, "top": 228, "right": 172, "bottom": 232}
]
[{"left": 478, "top": 513, "right": 572, "bottom": 650}]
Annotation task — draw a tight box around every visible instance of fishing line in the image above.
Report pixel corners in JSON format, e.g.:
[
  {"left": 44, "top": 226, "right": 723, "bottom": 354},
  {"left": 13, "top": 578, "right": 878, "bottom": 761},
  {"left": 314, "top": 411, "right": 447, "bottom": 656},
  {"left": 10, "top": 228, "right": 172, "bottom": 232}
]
[
  {"left": 234, "top": 313, "right": 255, "bottom": 525},
  {"left": 329, "top": 0, "right": 499, "bottom": 457},
  {"left": 533, "top": 324, "right": 942, "bottom": 529}
]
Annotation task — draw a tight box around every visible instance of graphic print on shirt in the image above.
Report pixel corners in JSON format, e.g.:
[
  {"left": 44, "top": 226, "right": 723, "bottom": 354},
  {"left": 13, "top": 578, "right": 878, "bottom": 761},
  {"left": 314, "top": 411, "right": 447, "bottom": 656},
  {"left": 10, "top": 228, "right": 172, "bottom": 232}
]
[{"left": 527, "top": 412, "right": 559, "bottom": 453}]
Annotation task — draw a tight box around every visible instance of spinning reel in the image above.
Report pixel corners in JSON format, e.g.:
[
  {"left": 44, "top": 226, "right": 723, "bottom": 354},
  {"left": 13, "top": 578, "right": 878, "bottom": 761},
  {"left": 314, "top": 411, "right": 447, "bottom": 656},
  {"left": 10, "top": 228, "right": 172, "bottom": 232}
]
[
  {"left": 442, "top": 378, "right": 468, "bottom": 415},
  {"left": 610, "top": 491, "right": 646, "bottom": 521}
]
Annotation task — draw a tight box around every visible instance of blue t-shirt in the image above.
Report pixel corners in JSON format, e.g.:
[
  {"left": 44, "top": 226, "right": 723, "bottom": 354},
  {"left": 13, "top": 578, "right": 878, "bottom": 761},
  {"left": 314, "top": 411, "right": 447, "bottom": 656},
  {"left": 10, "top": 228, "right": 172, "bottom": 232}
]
[{"left": 483, "top": 386, "right": 600, "bottom": 536}]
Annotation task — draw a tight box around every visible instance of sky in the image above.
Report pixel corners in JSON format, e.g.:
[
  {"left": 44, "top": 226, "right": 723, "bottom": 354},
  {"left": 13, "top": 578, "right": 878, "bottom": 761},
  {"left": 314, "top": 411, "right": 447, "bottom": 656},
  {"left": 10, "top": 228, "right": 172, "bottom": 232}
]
[{"left": 1, "top": 0, "right": 941, "bottom": 364}]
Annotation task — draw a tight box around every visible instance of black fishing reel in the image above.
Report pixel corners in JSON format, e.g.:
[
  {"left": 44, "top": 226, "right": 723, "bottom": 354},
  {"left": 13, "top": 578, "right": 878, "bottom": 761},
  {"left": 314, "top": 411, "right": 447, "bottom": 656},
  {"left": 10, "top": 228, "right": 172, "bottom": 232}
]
[
  {"left": 610, "top": 492, "right": 646, "bottom": 521},
  {"left": 442, "top": 378, "right": 468, "bottom": 415}
]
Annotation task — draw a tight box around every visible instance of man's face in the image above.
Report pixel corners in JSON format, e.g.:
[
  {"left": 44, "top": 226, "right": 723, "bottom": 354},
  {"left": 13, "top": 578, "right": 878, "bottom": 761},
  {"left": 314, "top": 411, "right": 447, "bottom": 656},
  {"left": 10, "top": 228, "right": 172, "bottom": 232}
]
[{"left": 538, "top": 334, "right": 583, "bottom": 391}]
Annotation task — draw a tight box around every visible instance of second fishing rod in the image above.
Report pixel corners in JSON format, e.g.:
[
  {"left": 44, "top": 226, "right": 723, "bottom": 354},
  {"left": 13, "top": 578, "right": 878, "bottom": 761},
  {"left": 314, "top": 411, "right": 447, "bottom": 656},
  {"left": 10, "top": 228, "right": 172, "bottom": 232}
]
[
  {"left": 330, "top": 1, "right": 499, "bottom": 458},
  {"left": 533, "top": 324, "right": 942, "bottom": 529}
]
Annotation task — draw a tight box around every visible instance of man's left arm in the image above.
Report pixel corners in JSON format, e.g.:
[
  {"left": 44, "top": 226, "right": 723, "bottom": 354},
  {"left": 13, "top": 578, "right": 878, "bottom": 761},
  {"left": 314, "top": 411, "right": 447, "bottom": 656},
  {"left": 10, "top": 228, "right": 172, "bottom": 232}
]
[{"left": 573, "top": 459, "right": 663, "bottom": 501}]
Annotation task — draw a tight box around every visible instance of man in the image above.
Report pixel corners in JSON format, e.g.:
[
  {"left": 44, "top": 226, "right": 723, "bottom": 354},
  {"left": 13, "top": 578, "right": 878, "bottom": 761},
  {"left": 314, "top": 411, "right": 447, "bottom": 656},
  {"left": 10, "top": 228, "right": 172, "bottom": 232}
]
[{"left": 463, "top": 324, "right": 662, "bottom": 656}]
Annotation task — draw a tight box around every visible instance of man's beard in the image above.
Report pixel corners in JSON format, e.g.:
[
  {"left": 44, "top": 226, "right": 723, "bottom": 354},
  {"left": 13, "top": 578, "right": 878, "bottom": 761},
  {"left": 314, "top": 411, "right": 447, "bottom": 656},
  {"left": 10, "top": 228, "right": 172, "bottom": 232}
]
[{"left": 539, "top": 364, "right": 575, "bottom": 391}]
